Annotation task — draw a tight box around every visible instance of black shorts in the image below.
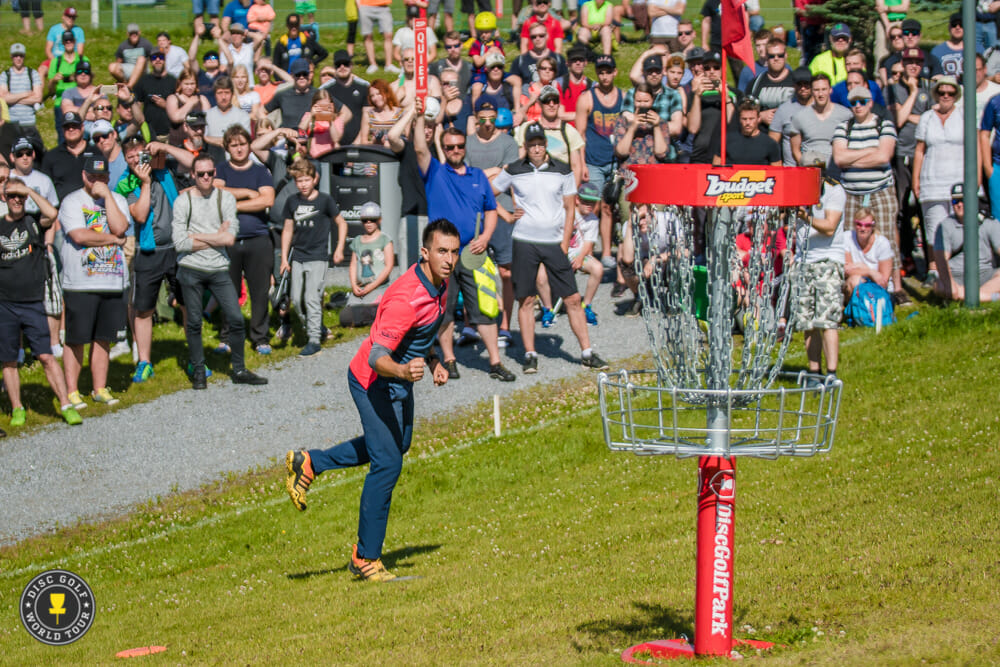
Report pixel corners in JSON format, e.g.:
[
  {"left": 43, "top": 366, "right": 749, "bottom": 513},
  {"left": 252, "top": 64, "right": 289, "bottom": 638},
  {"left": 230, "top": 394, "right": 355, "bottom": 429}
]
[
  {"left": 442, "top": 262, "right": 495, "bottom": 327},
  {"left": 461, "top": 0, "right": 491, "bottom": 15},
  {"left": 511, "top": 239, "right": 579, "bottom": 301},
  {"left": 64, "top": 291, "right": 127, "bottom": 346},
  {"left": 19, "top": 0, "right": 42, "bottom": 18},
  {"left": 133, "top": 247, "right": 181, "bottom": 313},
  {"left": 0, "top": 301, "right": 51, "bottom": 362}
]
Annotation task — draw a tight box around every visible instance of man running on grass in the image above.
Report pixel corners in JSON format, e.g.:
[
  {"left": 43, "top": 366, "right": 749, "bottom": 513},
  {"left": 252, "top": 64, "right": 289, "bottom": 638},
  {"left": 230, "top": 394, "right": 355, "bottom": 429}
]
[{"left": 285, "top": 219, "right": 459, "bottom": 582}]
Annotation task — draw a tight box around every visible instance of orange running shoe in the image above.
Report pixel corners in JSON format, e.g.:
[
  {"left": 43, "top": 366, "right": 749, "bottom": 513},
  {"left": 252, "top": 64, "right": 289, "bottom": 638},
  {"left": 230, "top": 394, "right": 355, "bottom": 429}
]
[{"left": 349, "top": 544, "right": 396, "bottom": 582}]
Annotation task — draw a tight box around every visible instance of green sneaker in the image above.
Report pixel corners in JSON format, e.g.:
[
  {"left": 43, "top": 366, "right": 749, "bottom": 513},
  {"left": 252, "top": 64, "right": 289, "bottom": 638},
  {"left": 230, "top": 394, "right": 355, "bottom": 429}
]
[
  {"left": 61, "top": 406, "right": 83, "bottom": 425},
  {"left": 10, "top": 407, "right": 26, "bottom": 427}
]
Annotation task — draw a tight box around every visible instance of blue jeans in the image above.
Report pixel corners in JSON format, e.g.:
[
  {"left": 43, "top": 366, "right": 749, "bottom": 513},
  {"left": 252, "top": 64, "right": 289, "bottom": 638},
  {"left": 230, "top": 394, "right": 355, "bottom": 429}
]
[
  {"left": 977, "top": 21, "right": 998, "bottom": 52},
  {"left": 177, "top": 266, "right": 247, "bottom": 373},
  {"left": 309, "top": 371, "right": 414, "bottom": 560}
]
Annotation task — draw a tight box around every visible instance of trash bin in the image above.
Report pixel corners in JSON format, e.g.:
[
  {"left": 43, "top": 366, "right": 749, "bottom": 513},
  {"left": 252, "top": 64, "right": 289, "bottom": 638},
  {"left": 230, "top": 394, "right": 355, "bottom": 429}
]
[{"left": 322, "top": 146, "right": 403, "bottom": 270}]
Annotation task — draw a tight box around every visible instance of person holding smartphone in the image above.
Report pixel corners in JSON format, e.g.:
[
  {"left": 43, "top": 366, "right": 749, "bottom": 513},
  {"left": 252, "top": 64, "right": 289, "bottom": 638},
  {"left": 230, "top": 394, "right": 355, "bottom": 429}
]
[{"left": 613, "top": 83, "right": 669, "bottom": 218}]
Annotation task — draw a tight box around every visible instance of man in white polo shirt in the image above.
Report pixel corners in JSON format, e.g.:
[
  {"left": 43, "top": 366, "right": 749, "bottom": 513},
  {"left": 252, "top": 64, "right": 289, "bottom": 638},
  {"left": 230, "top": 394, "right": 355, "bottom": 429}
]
[{"left": 492, "top": 122, "right": 609, "bottom": 375}]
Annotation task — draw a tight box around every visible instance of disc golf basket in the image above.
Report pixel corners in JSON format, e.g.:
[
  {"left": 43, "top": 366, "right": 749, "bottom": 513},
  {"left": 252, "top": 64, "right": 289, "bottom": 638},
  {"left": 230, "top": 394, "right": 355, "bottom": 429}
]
[{"left": 598, "top": 164, "right": 843, "bottom": 661}]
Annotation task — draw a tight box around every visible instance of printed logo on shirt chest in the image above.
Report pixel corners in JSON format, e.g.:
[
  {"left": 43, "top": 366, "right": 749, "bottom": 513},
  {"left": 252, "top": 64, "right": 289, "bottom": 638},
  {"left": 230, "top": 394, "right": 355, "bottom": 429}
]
[
  {"left": 294, "top": 204, "right": 319, "bottom": 227},
  {"left": 0, "top": 229, "right": 30, "bottom": 262}
]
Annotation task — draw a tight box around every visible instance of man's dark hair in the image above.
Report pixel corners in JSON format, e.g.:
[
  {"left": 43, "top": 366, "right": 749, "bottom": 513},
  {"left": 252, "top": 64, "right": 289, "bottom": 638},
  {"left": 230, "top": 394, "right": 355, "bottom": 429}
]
[
  {"left": 441, "top": 127, "right": 465, "bottom": 140},
  {"left": 811, "top": 72, "right": 832, "bottom": 86},
  {"left": 192, "top": 152, "right": 216, "bottom": 172},
  {"left": 223, "top": 124, "right": 251, "bottom": 149},
  {"left": 213, "top": 75, "right": 234, "bottom": 92},
  {"left": 286, "top": 13, "right": 300, "bottom": 27},
  {"left": 423, "top": 218, "right": 460, "bottom": 247}
]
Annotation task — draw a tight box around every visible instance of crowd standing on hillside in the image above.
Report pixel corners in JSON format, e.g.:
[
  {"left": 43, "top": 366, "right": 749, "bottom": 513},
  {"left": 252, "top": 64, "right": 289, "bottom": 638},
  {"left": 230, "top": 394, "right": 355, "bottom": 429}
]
[{"left": 2, "top": 0, "right": 1000, "bottom": 439}]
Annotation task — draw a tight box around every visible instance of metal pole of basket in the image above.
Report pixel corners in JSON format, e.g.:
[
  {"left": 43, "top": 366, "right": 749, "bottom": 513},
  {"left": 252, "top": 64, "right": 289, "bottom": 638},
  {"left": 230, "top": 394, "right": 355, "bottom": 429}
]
[{"left": 604, "top": 164, "right": 841, "bottom": 662}]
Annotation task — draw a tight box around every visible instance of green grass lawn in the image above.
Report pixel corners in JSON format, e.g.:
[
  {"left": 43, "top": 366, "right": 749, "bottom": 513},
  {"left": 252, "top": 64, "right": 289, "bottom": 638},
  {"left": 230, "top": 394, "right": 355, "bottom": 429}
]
[{"left": 1, "top": 300, "right": 999, "bottom": 663}]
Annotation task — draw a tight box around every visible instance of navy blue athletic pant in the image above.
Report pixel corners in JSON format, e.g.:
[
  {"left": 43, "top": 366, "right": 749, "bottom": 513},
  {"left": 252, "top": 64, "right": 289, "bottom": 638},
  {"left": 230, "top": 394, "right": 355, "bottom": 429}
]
[{"left": 309, "top": 370, "right": 413, "bottom": 561}]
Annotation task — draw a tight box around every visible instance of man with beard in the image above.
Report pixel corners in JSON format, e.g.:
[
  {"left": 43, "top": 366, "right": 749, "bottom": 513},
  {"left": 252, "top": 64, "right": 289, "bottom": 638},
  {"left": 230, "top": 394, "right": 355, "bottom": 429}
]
[{"left": 414, "top": 97, "right": 514, "bottom": 383}]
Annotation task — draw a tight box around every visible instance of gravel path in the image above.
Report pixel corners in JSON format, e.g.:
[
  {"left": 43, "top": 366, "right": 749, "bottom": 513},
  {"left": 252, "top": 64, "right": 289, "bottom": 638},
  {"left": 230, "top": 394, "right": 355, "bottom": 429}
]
[{"left": 0, "top": 277, "right": 649, "bottom": 546}]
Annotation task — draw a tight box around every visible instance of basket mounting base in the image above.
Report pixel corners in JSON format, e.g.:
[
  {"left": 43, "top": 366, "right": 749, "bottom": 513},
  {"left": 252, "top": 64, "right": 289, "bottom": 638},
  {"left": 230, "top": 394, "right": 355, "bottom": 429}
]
[{"left": 621, "top": 637, "right": 775, "bottom": 663}]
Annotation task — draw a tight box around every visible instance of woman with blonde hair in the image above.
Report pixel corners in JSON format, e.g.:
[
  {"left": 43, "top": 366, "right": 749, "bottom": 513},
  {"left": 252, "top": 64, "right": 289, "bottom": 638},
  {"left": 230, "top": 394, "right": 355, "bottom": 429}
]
[
  {"left": 231, "top": 64, "right": 262, "bottom": 118},
  {"left": 844, "top": 206, "right": 894, "bottom": 294}
]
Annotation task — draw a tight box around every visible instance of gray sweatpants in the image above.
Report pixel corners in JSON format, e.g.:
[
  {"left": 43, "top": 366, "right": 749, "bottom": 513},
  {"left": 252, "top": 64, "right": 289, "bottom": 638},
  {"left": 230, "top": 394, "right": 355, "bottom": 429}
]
[{"left": 291, "top": 260, "right": 327, "bottom": 344}]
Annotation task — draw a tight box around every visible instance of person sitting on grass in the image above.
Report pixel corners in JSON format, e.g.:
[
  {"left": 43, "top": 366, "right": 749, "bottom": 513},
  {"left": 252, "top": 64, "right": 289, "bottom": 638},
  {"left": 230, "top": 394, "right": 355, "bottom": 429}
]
[
  {"left": 278, "top": 158, "right": 347, "bottom": 357},
  {"left": 348, "top": 201, "right": 395, "bottom": 306},
  {"left": 933, "top": 184, "right": 1000, "bottom": 303},
  {"left": 0, "top": 176, "right": 82, "bottom": 428},
  {"left": 844, "top": 206, "right": 893, "bottom": 295}
]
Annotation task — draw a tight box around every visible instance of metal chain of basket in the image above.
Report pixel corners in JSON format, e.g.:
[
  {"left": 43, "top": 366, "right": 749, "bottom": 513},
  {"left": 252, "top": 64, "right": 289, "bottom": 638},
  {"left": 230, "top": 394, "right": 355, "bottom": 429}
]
[{"left": 630, "top": 204, "right": 803, "bottom": 405}]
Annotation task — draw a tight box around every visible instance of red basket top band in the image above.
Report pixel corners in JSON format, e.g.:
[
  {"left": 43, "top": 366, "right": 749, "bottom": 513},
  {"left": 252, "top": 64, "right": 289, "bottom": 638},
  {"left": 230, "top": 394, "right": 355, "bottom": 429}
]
[{"left": 625, "top": 164, "right": 822, "bottom": 208}]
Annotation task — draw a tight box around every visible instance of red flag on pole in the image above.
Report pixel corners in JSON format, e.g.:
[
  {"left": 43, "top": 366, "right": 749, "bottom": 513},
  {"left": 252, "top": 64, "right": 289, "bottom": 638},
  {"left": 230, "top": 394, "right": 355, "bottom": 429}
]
[
  {"left": 415, "top": 8, "right": 428, "bottom": 102},
  {"left": 721, "top": 0, "right": 755, "bottom": 70}
]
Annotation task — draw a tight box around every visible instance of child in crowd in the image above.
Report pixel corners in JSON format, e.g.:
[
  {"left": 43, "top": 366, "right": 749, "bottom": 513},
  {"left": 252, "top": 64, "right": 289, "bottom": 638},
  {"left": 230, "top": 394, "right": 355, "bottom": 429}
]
[
  {"left": 348, "top": 201, "right": 395, "bottom": 305},
  {"left": 536, "top": 182, "right": 604, "bottom": 326},
  {"left": 469, "top": 12, "right": 504, "bottom": 88},
  {"left": 279, "top": 158, "right": 347, "bottom": 357}
]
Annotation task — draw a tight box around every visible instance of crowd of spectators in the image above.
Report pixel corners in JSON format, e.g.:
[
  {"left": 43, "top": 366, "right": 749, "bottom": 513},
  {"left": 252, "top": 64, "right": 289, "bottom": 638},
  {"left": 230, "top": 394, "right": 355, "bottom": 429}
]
[{"left": 2, "top": 0, "right": 1000, "bottom": 433}]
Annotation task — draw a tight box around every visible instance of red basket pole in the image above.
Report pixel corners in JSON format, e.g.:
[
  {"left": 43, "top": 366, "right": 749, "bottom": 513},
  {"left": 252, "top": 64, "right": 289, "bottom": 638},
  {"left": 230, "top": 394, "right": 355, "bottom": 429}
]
[{"left": 694, "top": 455, "right": 736, "bottom": 656}]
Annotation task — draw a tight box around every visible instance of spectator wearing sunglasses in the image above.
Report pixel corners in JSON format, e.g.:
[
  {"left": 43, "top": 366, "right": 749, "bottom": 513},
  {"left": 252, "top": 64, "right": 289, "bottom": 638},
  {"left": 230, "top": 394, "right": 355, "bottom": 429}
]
[
  {"left": 913, "top": 77, "right": 964, "bottom": 287},
  {"left": 832, "top": 85, "right": 908, "bottom": 305},
  {"left": 110, "top": 24, "right": 155, "bottom": 90},
  {"left": 808, "top": 22, "right": 853, "bottom": 86},
  {"left": 519, "top": 0, "right": 566, "bottom": 54},
  {"left": 1, "top": 44, "right": 43, "bottom": 135},
  {"left": 267, "top": 59, "right": 350, "bottom": 131},
  {"left": 430, "top": 31, "right": 473, "bottom": 95},
  {"left": 933, "top": 183, "right": 1000, "bottom": 302},
  {"left": 132, "top": 49, "right": 178, "bottom": 138},
  {"left": 880, "top": 19, "right": 942, "bottom": 84},
  {"left": 172, "top": 153, "right": 267, "bottom": 389}
]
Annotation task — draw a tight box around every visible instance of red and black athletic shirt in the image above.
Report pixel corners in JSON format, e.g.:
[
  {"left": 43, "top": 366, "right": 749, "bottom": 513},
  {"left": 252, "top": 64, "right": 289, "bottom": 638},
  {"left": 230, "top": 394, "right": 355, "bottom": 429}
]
[{"left": 349, "top": 262, "right": 448, "bottom": 390}]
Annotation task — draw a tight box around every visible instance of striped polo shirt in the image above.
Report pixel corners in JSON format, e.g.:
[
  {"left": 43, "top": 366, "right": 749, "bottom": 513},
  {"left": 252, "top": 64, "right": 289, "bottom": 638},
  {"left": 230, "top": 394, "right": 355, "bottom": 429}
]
[
  {"left": 831, "top": 114, "right": 897, "bottom": 195},
  {"left": 349, "top": 262, "right": 447, "bottom": 390}
]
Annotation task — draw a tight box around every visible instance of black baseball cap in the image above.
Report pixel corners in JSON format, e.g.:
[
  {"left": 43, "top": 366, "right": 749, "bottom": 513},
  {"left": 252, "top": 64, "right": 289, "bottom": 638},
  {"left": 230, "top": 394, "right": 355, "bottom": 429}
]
[
  {"left": 792, "top": 66, "right": 812, "bottom": 84},
  {"left": 62, "top": 111, "right": 83, "bottom": 127},
  {"left": 594, "top": 54, "right": 616, "bottom": 70},
  {"left": 62, "top": 30, "right": 76, "bottom": 42},
  {"left": 333, "top": 49, "right": 352, "bottom": 66},
  {"left": 185, "top": 110, "right": 207, "bottom": 126},
  {"left": 75, "top": 60, "right": 92, "bottom": 75},
  {"left": 523, "top": 122, "right": 546, "bottom": 142},
  {"left": 83, "top": 154, "right": 109, "bottom": 175},
  {"left": 901, "top": 18, "right": 921, "bottom": 32},
  {"left": 643, "top": 54, "right": 663, "bottom": 72}
]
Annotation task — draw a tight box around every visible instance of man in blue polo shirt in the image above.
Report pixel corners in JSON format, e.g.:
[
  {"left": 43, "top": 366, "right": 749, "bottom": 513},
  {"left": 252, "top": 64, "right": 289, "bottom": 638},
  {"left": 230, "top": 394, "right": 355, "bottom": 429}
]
[{"left": 412, "top": 96, "right": 515, "bottom": 383}]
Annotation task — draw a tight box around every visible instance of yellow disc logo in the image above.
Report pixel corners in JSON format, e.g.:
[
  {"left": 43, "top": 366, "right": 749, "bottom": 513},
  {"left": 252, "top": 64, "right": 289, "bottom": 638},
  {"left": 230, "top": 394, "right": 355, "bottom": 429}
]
[{"left": 20, "top": 569, "right": 95, "bottom": 646}]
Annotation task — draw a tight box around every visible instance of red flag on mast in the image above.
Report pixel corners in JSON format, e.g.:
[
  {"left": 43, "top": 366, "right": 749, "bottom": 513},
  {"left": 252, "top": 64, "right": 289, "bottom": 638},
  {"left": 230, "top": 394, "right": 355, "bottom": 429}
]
[{"left": 721, "top": 0, "right": 755, "bottom": 70}]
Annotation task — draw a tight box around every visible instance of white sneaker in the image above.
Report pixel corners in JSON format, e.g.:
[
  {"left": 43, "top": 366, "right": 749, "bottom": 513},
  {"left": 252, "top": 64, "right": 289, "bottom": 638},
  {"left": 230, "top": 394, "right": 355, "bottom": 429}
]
[
  {"left": 51, "top": 343, "right": 64, "bottom": 359},
  {"left": 384, "top": 63, "right": 401, "bottom": 74},
  {"left": 366, "top": 63, "right": 379, "bottom": 74},
  {"left": 109, "top": 340, "right": 131, "bottom": 360}
]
